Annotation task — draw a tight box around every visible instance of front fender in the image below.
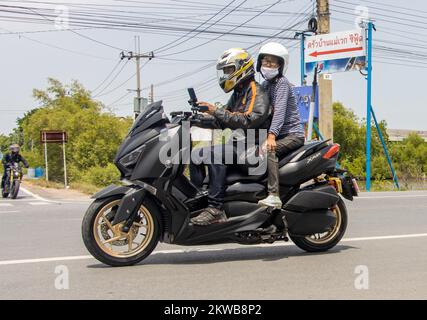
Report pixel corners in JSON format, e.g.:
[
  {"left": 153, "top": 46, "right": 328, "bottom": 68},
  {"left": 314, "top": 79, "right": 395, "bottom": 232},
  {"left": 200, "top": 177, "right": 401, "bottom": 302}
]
[
  {"left": 91, "top": 184, "right": 132, "bottom": 200},
  {"left": 92, "top": 182, "right": 160, "bottom": 227}
]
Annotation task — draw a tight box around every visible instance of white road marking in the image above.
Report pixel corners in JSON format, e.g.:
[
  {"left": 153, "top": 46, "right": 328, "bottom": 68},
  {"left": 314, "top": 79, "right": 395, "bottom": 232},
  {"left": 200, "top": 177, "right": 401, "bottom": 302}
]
[
  {"left": 343, "top": 234, "right": 427, "bottom": 241},
  {"left": 20, "top": 187, "right": 58, "bottom": 203},
  {"left": 0, "top": 211, "right": 19, "bottom": 213},
  {"left": 0, "top": 203, "right": 13, "bottom": 207},
  {"left": 357, "top": 195, "right": 427, "bottom": 199},
  {"left": 29, "top": 202, "right": 51, "bottom": 206},
  {"left": 0, "top": 255, "right": 93, "bottom": 265},
  {"left": 0, "top": 232, "right": 426, "bottom": 266},
  {"left": 20, "top": 187, "right": 89, "bottom": 204},
  {"left": 0, "top": 199, "right": 43, "bottom": 202}
]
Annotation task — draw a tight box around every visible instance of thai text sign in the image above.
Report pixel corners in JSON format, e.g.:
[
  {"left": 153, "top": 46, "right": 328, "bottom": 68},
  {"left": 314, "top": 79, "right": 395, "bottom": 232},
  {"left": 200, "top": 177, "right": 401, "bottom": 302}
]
[{"left": 305, "top": 29, "right": 366, "bottom": 74}]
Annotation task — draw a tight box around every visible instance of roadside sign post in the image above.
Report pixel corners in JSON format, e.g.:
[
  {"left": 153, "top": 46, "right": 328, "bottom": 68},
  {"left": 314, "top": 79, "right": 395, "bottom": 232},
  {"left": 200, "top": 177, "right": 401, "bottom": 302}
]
[
  {"left": 300, "top": 33, "right": 306, "bottom": 86},
  {"left": 44, "top": 140, "right": 48, "bottom": 181},
  {"left": 302, "top": 23, "right": 399, "bottom": 191},
  {"left": 307, "top": 65, "right": 319, "bottom": 141},
  {"left": 62, "top": 132, "right": 68, "bottom": 188},
  {"left": 365, "top": 22, "right": 399, "bottom": 191},
  {"left": 40, "top": 130, "right": 68, "bottom": 188},
  {"left": 366, "top": 22, "right": 373, "bottom": 191}
]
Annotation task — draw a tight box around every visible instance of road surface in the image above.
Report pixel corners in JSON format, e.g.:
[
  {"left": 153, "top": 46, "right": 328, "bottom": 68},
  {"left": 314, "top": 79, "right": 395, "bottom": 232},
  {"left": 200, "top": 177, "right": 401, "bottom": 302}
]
[{"left": 0, "top": 187, "right": 426, "bottom": 299}]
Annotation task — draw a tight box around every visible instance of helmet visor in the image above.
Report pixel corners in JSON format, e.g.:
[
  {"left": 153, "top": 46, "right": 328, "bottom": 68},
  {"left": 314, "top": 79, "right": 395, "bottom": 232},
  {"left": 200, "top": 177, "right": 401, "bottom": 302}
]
[
  {"left": 217, "top": 66, "right": 236, "bottom": 93},
  {"left": 217, "top": 65, "right": 236, "bottom": 81}
]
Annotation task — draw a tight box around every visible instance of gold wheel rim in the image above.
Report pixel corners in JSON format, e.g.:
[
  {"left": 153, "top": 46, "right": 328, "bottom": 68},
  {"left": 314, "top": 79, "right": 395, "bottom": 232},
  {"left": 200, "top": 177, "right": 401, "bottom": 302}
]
[
  {"left": 93, "top": 200, "right": 154, "bottom": 258},
  {"left": 304, "top": 205, "right": 342, "bottom": 245}
]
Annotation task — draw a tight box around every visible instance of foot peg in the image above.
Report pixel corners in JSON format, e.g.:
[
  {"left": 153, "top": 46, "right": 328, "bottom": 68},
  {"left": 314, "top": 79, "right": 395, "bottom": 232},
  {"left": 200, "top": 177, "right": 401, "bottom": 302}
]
[{"left": 256, "top": 224, "right": 277, "bottom": 234}]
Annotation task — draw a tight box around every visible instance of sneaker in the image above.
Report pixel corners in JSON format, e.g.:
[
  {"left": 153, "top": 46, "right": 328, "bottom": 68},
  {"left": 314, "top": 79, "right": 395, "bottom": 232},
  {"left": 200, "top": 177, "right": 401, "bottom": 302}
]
[
  {"left": 191, "top": 207, "right": 227, "bottom": 226},
  {"left": 258, "top": 194, "right": 282, "bottom": 208}
]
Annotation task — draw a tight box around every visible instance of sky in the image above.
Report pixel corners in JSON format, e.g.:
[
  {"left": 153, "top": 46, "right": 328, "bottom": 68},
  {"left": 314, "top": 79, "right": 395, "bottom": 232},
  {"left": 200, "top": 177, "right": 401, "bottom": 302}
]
[{"left": 0, "top": 0, "right": 426, "bottom": 135}]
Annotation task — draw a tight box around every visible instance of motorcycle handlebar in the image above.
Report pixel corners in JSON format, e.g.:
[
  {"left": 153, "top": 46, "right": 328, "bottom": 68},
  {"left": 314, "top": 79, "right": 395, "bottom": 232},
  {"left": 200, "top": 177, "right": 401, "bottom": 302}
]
[
  {"left": 170, "top": 110, "right": 217, "bottom": 128},
  {"left": 190, "top": 114, "right": 217, "bottom": 128},
  {"left": 191, "top": 105, "right": 209, "bottom": 113}
]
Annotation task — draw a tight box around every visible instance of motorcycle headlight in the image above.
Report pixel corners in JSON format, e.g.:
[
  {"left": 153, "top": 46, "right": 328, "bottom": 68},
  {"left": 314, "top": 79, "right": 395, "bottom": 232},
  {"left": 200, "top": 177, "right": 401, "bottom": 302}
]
[{"left": 119, "top": 144, "right": 146, "bottom": 168}]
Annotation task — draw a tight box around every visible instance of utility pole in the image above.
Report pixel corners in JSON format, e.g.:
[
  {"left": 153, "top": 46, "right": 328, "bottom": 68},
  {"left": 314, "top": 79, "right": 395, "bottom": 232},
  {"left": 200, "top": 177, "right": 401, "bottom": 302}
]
[
  {"left": 120, "top": 36, "right": 154, "bottom": 119},
  {"left": 316, "top": 0, "right": 333, "bottom": 141}
]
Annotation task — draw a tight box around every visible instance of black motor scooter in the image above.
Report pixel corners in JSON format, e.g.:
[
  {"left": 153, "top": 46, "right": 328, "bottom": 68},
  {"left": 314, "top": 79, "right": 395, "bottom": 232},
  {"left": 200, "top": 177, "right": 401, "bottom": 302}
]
[{"left": 82, "top": 93, "right": 358, "bottom": 267}]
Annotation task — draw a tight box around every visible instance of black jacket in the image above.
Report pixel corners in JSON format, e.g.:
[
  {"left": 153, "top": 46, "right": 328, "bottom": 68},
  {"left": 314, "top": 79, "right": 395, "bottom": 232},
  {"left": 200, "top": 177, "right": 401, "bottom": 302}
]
[
  {"left": 2, "top": 153, "right": 29, "bottom": 168},
  {"left": 213, "top": 79, "right": 271, "bottom": 131}
]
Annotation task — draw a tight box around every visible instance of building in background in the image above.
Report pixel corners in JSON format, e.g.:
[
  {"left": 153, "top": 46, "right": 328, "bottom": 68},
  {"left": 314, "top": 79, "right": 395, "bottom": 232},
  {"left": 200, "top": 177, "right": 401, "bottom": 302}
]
[{"left": 387, "top": 129, "right": 427, "bottom": 142}]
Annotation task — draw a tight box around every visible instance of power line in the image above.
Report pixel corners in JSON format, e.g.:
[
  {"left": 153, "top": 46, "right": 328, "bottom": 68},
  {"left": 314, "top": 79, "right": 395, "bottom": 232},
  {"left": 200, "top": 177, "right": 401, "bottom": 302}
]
[
  {"left": 157, "top": 0, "right": 287, "bottom": 57},
  {"left": 105, "top": 91, "right": 132, "bottom": 108},
  {"left": 93, "top": 60, "right": 130, "bottom": 97},
  {"left": 90, "top": 59, "right": 123, "bottom": 93},
  {"left": 330, "top": 6, "right": 427, "bottom": 33},
  {"left": 336, "top": 0, "right": 427, "bottom": 17},
  {"left": 2, "top": 4, "right": 128, "bottom": 51},
  {"left": 159, "top": 2, "right": 312, "bottom": 102},
  {"left": 0, "top": 26, "right": 113, "bottom": 60},
  {"left": 151, "top": 0, "right": 240, "bottom": 54},
  {"left": 94, "top": 60, "right": 150, "bottom": 98}
]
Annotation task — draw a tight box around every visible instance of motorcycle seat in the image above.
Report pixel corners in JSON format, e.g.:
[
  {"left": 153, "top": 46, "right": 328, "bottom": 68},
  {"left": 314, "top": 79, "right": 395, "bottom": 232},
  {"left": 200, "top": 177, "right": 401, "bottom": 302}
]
[
  {"left": 225, "top": 170, "right": 266, "bottom": 185},
  {"left": 202, "top": 140, "right": 329, "bottom": 185},
  {"left": 223, "top": 142, "right": 327, "bottom": 185},
  {"left": 278, "top": 140, "right": 329, "bottom": 167}
]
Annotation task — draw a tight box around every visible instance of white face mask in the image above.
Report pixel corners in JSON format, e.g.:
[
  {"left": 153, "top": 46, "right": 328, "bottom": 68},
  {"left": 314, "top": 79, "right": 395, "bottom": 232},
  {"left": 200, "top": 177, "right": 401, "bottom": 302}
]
[{"left": 261, "top": 66, "right": 279, "bottom": 80}]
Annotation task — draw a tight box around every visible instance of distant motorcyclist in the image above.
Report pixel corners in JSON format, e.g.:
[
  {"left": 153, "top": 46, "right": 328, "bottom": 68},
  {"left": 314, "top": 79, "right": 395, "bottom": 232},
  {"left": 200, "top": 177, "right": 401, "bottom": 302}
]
[{"left": 1, "top": 144, "right": 29, "bottom": 189}]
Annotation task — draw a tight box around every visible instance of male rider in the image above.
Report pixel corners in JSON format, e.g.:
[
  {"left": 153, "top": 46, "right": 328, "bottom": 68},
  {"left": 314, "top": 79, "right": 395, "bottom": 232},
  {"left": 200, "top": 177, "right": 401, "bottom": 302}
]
[
  {"left": 190, "top": 48, "right": 271, "bottom": 226},
  {"left": 1, "top": 144, "right": 29, "bottom": 189}
]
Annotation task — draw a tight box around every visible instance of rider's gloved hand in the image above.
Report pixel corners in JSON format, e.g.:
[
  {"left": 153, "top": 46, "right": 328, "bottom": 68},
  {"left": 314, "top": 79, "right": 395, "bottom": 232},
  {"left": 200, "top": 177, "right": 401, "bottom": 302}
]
[{"left": 197, "top": 102, "right": 216, "bottom": 115}]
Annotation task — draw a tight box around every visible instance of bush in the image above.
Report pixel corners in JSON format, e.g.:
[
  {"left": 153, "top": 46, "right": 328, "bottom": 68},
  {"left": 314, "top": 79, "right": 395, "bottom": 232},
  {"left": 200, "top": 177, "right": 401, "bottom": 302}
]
[{"left": 82, "top": 163, "right": 121, "bottom": 187}]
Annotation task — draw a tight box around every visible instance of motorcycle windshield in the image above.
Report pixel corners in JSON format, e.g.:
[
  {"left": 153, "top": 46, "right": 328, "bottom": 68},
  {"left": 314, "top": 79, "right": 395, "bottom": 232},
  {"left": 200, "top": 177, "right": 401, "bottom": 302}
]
[{"left": 128, "top": 101, "right": 164, "bottom": 136}]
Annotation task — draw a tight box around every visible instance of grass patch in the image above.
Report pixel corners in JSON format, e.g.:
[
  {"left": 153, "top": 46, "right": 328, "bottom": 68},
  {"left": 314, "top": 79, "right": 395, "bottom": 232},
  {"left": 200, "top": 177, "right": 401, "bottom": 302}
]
[
  {"left": 25, "top": 179, "right": 65, "bottom": 189},
  {"left": 69, "top": 182, "right": 101, "bottom": 195},
  {"left": 25, "top": 178, "right": 101, "bottom": 195}
]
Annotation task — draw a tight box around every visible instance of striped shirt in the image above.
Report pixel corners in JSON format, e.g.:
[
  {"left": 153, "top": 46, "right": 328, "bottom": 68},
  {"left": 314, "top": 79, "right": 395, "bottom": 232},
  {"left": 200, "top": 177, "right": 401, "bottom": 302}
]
[{"left": 262, "top": 76, "right": 305, "bottom": 138}]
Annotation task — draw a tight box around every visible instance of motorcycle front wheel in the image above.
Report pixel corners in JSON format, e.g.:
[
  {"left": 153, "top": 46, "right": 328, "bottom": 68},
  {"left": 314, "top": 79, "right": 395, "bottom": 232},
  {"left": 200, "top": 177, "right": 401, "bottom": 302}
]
[
  {"left": 81, "top": 195, "right": 160, "bottom": 267},
  {"left": 10, "top": 180, "right": 20, "bottom": 199},
  {"left": 290, "top": 198, "right": 348, "bottom": 252}
]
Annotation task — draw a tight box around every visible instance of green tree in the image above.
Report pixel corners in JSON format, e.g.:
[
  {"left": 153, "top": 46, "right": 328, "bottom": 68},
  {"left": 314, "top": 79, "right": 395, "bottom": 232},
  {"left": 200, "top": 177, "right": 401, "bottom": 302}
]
[
  {"left": 333, "top": 102, "right": 397, "bottom": 180},
  {"left": 391, "top": 133, "right": 427, "bottom": 180},
  {"left": 20, "top": 78, "right": 133, "bottom": 182}
]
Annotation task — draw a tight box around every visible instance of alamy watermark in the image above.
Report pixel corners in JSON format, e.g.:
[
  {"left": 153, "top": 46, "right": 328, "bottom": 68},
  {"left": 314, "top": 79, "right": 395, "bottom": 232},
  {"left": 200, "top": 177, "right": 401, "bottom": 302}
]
[
  {"left": 54, "top": 5, "right": 69, "bottom": 30},
  {"left": 158, "top": 122, "right": 268, "bottom": 176},
  {"left": 54, "top": 265, "right": 69, "bottom": 290},
  {"left": 354, "top": 5, "right": 369, "bottom": 28},
  {"left": 354, "top": 265, "right": 369, "bottom": 290}
]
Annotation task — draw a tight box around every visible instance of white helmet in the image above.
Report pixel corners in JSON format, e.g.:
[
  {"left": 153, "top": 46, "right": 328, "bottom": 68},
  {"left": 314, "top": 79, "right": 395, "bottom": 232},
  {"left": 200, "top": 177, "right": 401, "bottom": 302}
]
[{"left": 257, "top": 42, "right": 289, "bottom": 76}]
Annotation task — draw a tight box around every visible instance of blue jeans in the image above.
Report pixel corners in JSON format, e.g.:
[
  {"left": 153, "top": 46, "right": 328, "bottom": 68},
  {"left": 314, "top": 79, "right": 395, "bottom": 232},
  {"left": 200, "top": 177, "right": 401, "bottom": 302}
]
[{"left": 190, "top": 144, "right": 231, "bottom": 209}]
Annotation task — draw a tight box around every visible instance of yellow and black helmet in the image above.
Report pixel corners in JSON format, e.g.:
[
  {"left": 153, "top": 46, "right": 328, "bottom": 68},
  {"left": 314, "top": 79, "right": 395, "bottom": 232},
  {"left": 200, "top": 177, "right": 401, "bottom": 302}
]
[{"left": 216, "top": 48, "right": 255, "bottom": 93}]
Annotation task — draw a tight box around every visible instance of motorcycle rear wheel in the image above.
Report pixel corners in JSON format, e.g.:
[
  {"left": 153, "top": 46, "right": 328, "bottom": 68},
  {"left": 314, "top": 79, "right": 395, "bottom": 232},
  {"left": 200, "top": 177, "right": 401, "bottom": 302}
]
[
  {"left": 2, "top": 182, "right": 10, "bottom": 198},
  {"left": 290, "top": 199, "right": 348, "bottom": 252}
]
